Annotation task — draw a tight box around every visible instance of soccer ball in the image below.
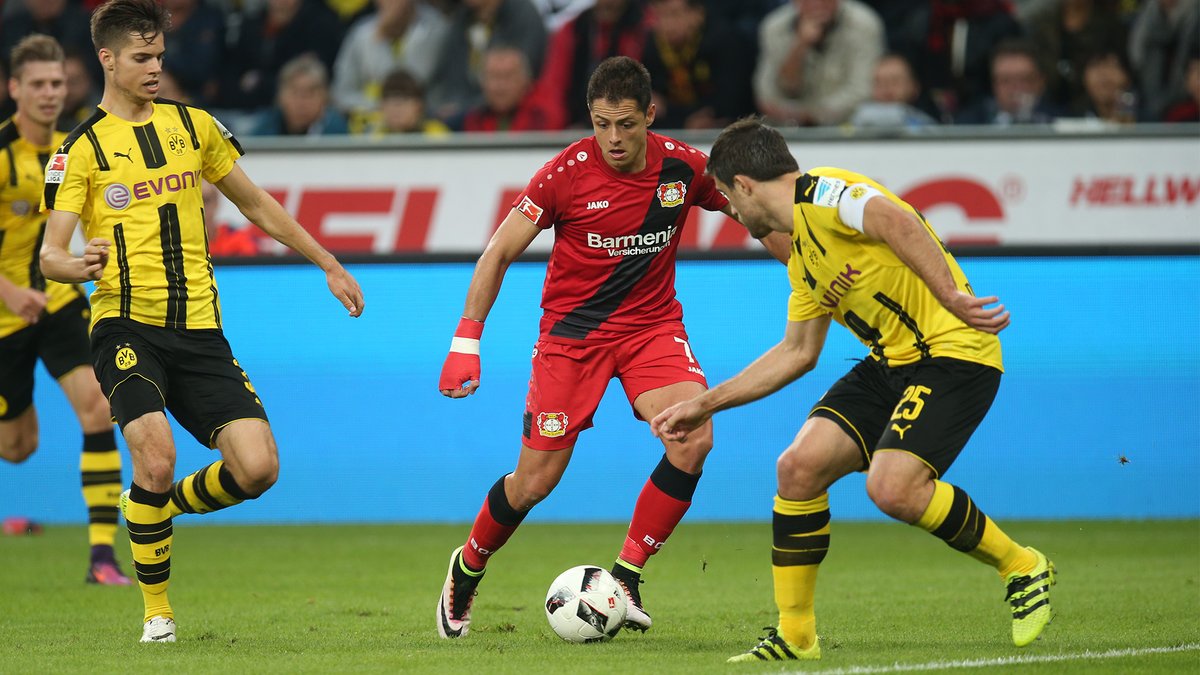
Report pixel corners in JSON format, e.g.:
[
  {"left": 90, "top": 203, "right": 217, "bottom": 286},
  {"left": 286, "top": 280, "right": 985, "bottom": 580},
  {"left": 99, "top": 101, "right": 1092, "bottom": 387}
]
[{"left": 544, "top": 565, "right": 628, "bottom": 643}]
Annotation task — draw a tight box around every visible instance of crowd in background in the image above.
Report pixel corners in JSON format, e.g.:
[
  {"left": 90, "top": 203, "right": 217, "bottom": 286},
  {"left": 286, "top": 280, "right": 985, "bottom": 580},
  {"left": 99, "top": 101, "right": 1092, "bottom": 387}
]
[{"left": 1, "top": 0, "right": 1197, "bottom": 138}]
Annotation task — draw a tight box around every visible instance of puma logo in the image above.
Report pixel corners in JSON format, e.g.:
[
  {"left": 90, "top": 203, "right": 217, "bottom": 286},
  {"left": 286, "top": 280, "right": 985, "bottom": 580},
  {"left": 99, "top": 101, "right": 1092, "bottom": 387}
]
[
  {"left": 113, "top": 148, "right": 133, "bottom": 162},
  {"left": 891, "top": 423, "right": 912, "bottom": 439}
]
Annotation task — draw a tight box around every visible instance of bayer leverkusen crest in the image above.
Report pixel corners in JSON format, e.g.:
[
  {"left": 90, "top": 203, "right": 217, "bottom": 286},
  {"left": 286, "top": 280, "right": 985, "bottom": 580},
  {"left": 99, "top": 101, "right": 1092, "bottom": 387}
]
[
  {"left": 536, "top": 412, "right": 568, "bottom": 438},
  {"left": 657, "top": 181, "right": 686, "bottom": 208}
]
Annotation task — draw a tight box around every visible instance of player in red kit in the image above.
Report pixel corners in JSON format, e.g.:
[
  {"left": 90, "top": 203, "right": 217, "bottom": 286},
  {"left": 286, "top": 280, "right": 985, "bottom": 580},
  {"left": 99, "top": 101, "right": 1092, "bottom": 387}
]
[{"left": 435, "top": 57, "right": 790, "bottom": 639}]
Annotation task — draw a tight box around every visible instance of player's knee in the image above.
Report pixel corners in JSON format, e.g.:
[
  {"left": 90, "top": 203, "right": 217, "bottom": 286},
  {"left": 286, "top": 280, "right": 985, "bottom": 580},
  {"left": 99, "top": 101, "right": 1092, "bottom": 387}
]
[
  {"left": 865, "top": 473, "right": 923, "bottom": 523},
  {"left": 668, "top": 427, "right": 712, "bottom": 473},
  {"left": 81, "top": 394, "right": 114, "bottom": 431},
  {"left": 508, "top": 473, "right": 558, "bottom": 510},
  {"left": 0, "top": 434, "right": 37, "bottom": 463},
  {"left": 140, "top": 456, "right": 175, "bottom": 490},
  {"left": 776, "top": 447, "right": 825, "bottom": 499},
  {"left": 235, "top": 455, "right": 278, "bottom": 498}
]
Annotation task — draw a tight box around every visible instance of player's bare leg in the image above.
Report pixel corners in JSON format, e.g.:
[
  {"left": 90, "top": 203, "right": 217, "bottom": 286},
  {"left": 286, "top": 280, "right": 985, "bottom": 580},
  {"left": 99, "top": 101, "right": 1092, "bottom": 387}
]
[
  {"left": 0, "top": 406, "right": 38, "bottom": 463},
  {"left": 213, "top": 419, "right": 279, "bottom": 499},
  {"left": 731, "top": 417, "right": 861, "bottom": 662},
  {"left": 608, "top": 381, "right": 713, "bottom": 631},
  {"left": 869, "top": 451, "right": 1055, "bottom": 647},
  {"left": 121, "top": 412, "right": 179, "bottom": 642},
  {"left": 439, "top": 444, "right": 575, "bottom": 638},
  {"left": 60, "top": 366, "right": 131, "bottom": 585}
]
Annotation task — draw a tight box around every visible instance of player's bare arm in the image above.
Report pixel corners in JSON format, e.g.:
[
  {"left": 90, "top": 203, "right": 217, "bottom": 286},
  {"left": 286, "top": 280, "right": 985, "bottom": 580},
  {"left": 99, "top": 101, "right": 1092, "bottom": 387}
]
[
  {"left": 861, "top": 197, "right": 1010, "bottom": 334},
  {"left": 722, "top": 203, "right": 791, "bottom": 264},
  {"left": 652, "top": 315, "right": 831, "bottom": 441},
  {"left": 215, "top": 164, "right": 364, "bottom": 317},
  {"left": 439, "top": 208, "right": 541, "bottom": 399},
  {"left": 0, "top": 273, "right": 47, "bottom": 324},
  {"left": 40, "top": 210, "right": 110, "bottom": 283}
]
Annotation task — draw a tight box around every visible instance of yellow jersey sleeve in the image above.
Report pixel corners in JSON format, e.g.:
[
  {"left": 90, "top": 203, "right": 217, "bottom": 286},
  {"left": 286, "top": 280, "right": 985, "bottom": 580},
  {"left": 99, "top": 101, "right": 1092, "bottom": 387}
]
[
  {"left": 42, "top": 143, "right": 92, "bottom": 215},
  {"left": 198, "top": 111, "right": 243, "bottom": 184}
]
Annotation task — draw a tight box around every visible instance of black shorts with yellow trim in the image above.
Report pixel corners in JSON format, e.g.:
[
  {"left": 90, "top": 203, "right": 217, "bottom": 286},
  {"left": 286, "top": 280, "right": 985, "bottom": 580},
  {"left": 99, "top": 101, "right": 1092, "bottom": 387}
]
[
  {"left": 90, "top": 318, "right": 268, "bottom": 448},
  {"left": 0, "top": 295, "right": 92, "bottom": 420},
  {"left": 808, "top": 356, "right": 1001, "bottom": 478}
]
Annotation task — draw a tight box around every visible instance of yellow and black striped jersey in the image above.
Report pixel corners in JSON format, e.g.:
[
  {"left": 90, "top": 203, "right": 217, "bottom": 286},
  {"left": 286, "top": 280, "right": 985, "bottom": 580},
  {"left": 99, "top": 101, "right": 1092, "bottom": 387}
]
[
  {"left": 787, "top": 167, "right": 1003, "bottom": 371},
  {"left": 0, "top": 118, "right": 83, "bottom": 338},
  {"left": 42, "top": 100, "right": 243, "bottom": 330}
]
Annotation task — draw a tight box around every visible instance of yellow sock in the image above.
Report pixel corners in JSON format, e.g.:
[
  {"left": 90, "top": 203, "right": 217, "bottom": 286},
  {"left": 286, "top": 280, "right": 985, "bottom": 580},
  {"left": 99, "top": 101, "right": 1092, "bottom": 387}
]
[
  {"left": 81, "top": 431, "right": 122, "bottom": 548},
  {"left": 168, "top": 460, "right": 249, "bottom": 517},
  {"left": 125, "top": 484, "right": 173, "bottom": 622},
  {"left": 916, "top": 480, "right": 1036, "bottom": 578},
  {"left": 773, "top": 494, "right": 830, "bottom": 649}
]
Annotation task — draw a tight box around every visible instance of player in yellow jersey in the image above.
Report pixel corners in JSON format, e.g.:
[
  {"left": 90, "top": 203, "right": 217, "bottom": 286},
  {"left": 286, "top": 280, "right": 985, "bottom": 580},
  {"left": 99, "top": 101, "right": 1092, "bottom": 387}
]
[
  {"left": 652, "top": 119, "right": 1055, "bottom": 661},
  {"left": 0, "top": 35, "right": 131, "bottom": 587},
  {"left": 40, "top": 0, "right": 364, "bottom": 644}
]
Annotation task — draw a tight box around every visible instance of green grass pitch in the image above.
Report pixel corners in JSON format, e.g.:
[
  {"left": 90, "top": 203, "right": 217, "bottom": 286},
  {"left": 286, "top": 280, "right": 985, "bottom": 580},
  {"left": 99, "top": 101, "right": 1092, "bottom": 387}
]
[{"left": 2, "top": 520, "right": 1197, "bottom": 673}]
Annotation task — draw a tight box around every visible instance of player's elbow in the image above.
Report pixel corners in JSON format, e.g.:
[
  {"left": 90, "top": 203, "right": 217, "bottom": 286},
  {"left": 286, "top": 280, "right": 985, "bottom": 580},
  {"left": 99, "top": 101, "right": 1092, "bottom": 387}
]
[{"left": 38, "top": 247, "right": 64, "bottom": 282}]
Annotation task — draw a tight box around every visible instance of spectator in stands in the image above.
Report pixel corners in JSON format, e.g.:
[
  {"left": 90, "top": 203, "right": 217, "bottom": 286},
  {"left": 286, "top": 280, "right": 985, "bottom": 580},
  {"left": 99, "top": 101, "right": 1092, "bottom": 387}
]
[
  {"left": 643, "top": 0, "right": 756, "bottom": 129},
  {"left": 366, "top": 69, "right": 451, "bottom": 135},
  {"left": 1021, "top": 0, "right": 1128, "bottom": 116},
  {"left": 428, "top": 0, "right": 547, "bottom": 123},
  {"left": 1078, "top": 49, "right": 1137, "bottom": 123},
  {"left": 161, "top": 0, "right": 225, "bottom": 105},
  {"left": 219, "top": 0, "right": 344, "bottom": 111},
  {"left": 893, "top": 0, "right": 1023, "bottom": 121},
  {"left": 849, "top": 52, "right": 939, "bottom": 128},
  {"left": 0, "top": 0, "right": 96, "bottom": 83},
  {"left": 57, "top": 50, "right": 99, "bottom": 133},
  {"left": 325, "top": 0, "right": 375, "bottom": 29},
  {"left": 251, "top": 54, "right": 350, "bottom": 136},
  {"left": 332, "top": 0, "right": 449, "bottom": 122},
  {"left": 532, "top": 0, "right": 651, "bottom": 129},
  {"left": 957, "top": 39, "right": 1062, "bottom": 124},
  {"left": 204, "top": 181, "right": 262, "bottom": 257},
  {"left": 461, "top": 46, "right": 549, "bottom": 131},
  {"left": 156, "top": 68, "right": 194, "bottom": 103},
  {"left": 754, "top": 0, "right": 884, "bottom": 126},
  {"left": 1128, "top": 0, "right": 1200, "bottom": 121},
  {"left": 1162, "top": 51, "right": 1200, "bottom": 122}
]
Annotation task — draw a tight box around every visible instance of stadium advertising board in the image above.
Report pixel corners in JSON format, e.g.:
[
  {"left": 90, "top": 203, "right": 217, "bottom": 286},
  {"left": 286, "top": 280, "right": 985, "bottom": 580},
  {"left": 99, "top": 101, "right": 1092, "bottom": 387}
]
[{"left": 225, "top": 136, "right": 1199, "bottom": 254}]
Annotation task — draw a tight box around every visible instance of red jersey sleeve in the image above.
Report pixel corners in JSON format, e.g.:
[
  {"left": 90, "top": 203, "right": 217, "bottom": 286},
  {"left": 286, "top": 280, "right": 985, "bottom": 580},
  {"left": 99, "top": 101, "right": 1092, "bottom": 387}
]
[
  {"left": 511, "top": 146, "right": 576, "bottom": 229},
  {"left": 685, "top": 146, "right": 727, "bottom": 212}
]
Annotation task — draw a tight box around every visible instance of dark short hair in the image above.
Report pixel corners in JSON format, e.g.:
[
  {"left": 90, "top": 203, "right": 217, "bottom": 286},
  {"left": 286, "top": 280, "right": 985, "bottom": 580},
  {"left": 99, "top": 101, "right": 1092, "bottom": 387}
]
[
  {"left": 91, "top": 0, "right": 171, "bottom": 53},
  {"left": 381, "top": 69, "right": 424, "bottom": 100},
  {"left": 10, "top": 34, "right": 64, "bottom": 79},
  {"left": 991, "top": 39, "right": 1041, "bottom": 71},
  {"left": 706, "top": 118, "right": 799, "bottom": 186},
  {"left": 585, "top": 56, "right": 651, "bottom": 112}
]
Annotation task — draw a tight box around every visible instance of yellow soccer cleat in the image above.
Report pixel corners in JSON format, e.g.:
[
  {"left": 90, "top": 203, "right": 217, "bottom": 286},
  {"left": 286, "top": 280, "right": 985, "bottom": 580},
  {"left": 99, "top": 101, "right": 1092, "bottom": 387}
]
[
  {"left": 727, "top": 627, "right": 820, "bottom": 663},
  {"left": 1005, "top": 547, "right": 1056, "bottom": 647}
]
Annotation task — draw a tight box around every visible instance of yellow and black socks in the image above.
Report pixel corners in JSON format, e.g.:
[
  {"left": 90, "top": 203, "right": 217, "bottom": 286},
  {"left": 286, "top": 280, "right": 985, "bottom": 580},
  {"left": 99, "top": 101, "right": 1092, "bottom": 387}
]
[
  {"left": 915, "top": 480, "right": 1036, "bottom": 578},
  {"left": 772, "top": 493, "right": 830, "bottom": 649},
  {"left": 168, "top": 460, "right": 252, "bottom": 517},
  {"left": 125, "top": 483, "right": 173, "bottom": 621},
  {"left": 80, "top": 430, "right": 122, "bottom": 560}
]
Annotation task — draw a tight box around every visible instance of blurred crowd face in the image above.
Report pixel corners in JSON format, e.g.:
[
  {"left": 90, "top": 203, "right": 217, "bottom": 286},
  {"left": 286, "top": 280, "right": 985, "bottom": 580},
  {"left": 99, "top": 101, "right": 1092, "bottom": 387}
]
[
  {"left": 267, "top": 0, "right": 304, "bottom": 25},
  {"left": 10, "top": 60, "right": 67, "bottom": 129},
  {"left": 26, "top": 0, "right": 67, "bottom": 22},
  {"left": 794, "top": 0, "right": 839, "bottom": 25},
  {"left": 594, "top": 0, "right": 629, "bottom": 23},
  {"left": 376, "top": 0, "right": 414, "bottom": 26},
  {"left": 1186, "top": 59, "right": 1200, "bottom": 104},
  {"left": 992, "top": 53, "right": 1044, "bottom": 115},
  {"left": 279, "top": 70, "right": 329, "bottom": 132},
  {"left": 652, "top": 0, "right": 705, "bottom": 47},
  {"left": 1082, "top": 54, "right": 1130, "bottom": 119},
  {"left": 380, "top": 94, "right": 423, "bottom": 132},
  {"left": 481, "top": 49, "right": 530, "bottom": 115},
  {"left": 872, "top": 56, "right": 920, "bottom": 105},
  {"left": 63, "top": 55, "right": 93, "bottom": 112}
]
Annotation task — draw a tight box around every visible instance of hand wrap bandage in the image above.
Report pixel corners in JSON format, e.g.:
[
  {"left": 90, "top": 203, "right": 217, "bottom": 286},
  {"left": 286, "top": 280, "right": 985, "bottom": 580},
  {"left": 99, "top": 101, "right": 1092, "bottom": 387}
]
[{"left": 438, "top": 317, "right": 484, "bottom": 391}]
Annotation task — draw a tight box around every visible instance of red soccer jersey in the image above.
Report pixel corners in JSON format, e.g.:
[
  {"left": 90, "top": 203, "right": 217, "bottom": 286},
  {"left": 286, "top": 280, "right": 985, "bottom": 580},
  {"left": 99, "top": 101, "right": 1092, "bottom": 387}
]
[{"left": 513, "top": 131, "right": 728, "bottom": 342}]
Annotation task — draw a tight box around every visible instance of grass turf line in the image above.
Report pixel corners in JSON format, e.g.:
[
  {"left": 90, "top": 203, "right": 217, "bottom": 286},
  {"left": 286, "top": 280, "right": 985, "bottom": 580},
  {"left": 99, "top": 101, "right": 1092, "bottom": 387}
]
[{"left": 0, "top": 520, "right": 1196, "bottom": 673}]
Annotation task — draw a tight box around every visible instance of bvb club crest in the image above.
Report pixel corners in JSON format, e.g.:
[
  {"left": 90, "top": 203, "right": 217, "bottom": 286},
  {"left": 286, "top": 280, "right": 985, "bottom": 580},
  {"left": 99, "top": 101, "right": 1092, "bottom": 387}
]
[
  {"left": 657, "top": 181, "right": 686, "bottom": 208},
  {"left": 536, "top": 412, "right": 569, "bottom": 438}
]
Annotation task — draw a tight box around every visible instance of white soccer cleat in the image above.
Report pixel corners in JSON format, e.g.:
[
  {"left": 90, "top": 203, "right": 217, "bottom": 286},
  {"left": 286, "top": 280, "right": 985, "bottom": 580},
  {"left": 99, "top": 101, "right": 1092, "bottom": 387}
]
[
  {"left": 140, "top": 616, "right": 176, "bottom": 643},
  {"left": 437, "top": 546, "right": 483, "bottom": 639}
]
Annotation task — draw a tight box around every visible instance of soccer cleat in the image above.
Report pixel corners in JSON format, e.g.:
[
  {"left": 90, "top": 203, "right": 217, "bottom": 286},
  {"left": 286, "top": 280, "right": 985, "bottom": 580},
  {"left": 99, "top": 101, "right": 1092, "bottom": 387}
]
[
  {"left": 610, "top": 567, "right": 652, "bottom": 631},
  {"left": 1005, "top": 547, "right": 1056, "bottom": 647},
  {"left": 140, "top": 616, "right": 176, "bottom": 643},
  {"left": 86, "top": 560, "right": 132, "bottom": 586},
  {"left": 436, "top": 545, "right": 484, "bottom": 638},
  {"left": 727, "top": 626, "right": 820, "bottom": 662},
  {"left": 119, "top": 489, "right": 130, "bottom": 519}
]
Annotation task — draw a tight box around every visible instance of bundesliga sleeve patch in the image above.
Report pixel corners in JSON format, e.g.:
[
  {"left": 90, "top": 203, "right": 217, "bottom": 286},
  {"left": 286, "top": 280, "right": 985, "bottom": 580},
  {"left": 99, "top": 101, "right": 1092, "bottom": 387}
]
[
  {"left": 813, "top": 176, "right": 847, "bottom": 208},
  {"left": 213, "top": 116, "right": 234, "bottom": 140},
  {"left": 45, "top": 154, "right": 68, "bottom": 184},
  {"left": 518, "top": 195, "right": 544, "bottom": 225}
]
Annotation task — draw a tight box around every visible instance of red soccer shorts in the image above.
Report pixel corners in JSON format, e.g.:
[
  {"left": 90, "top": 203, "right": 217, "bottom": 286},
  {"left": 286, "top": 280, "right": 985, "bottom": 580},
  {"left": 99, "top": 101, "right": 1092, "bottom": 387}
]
[{"left": 522, "top": 321, "right": 708, "bottom": 451}]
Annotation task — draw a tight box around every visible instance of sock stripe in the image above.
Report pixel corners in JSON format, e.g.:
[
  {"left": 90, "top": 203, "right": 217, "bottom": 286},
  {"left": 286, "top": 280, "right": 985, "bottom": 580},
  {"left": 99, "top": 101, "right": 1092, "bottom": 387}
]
[
  {"left": 649, "top": 454, "right": 701, "bottom": 502},
  {"left": 170, "top": 483, "right": 196, "bottom": 514},
  {"left": 950, "top": 501, "right": 987, "bottom": 552},
  {"left": 88, "top": 506, "right": 119, "bottom": 524},
  {"left": 772, "top": 548, "right": 829, "bottom": 566},
  {"left": 134, "top": 561, "right": 171, "bottom": 585},
  {"left": 931, "top": 485, "right": 970, "bottom": 542},
  {"left": 191, "top": 465, "right": 224, "bottom": 512},
  {"left": 487, "top": 475, "right": 525, "bottom": 527},
  {"left": 217, "top": 465, "right": 252, "bottom": 501},
  {"left": 774, "top": 510, "right": 831, "bottom": 533},
  {"left": 82, "top": 430, "right": 118, "bottom": 452},
  {"left": 774, "top": 532, "right": 830, "bottom": 551},
  {"left": 81, "top": 470, "right": 123, "bottom": 487},
  {"left": 128, "top": 524, "right": 173, "bottom": 545},
  {"left": 129, "top": 483, "right": 170, "bottom": 508},
  {"left": 126, "top": 518, "right": 172, "bottom": 536}
]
